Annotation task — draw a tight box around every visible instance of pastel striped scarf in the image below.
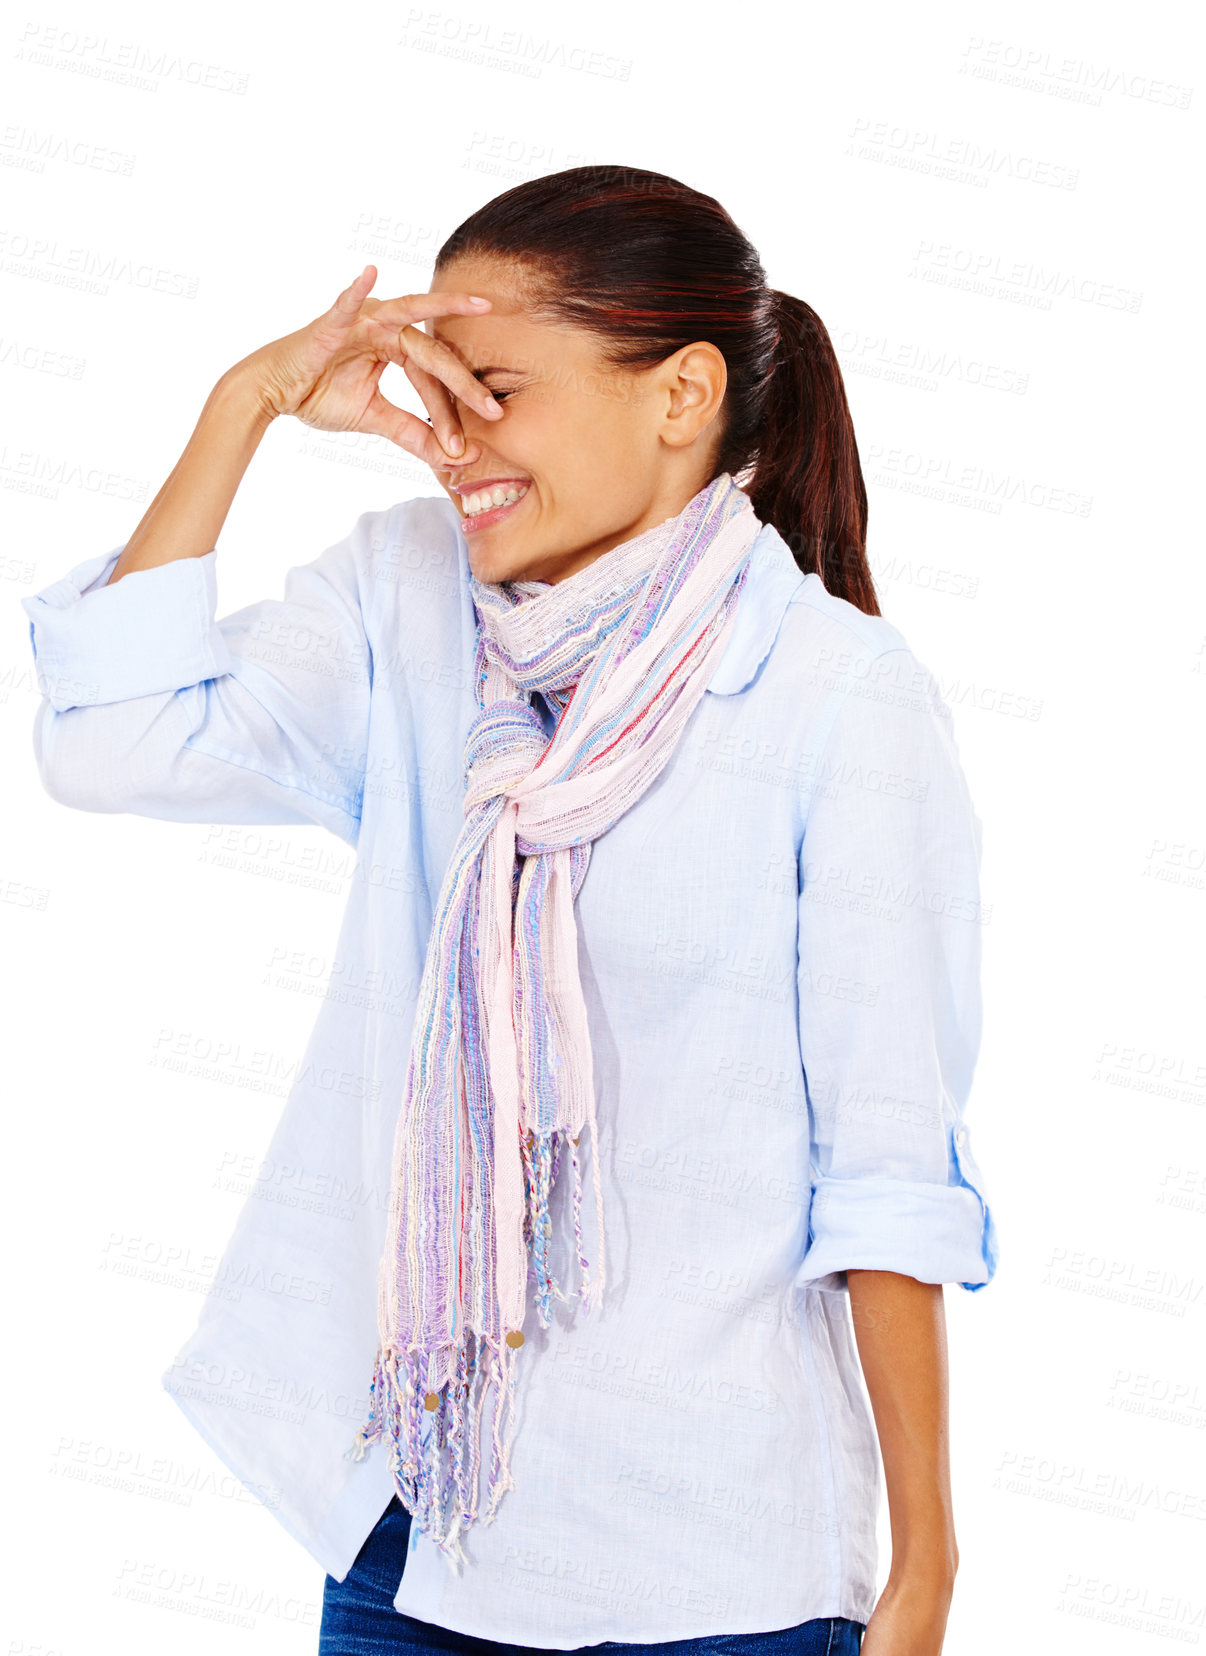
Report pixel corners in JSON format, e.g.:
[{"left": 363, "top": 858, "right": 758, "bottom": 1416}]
[{"left": 347, "top": 471, "right": 762, "bottom": 1563}]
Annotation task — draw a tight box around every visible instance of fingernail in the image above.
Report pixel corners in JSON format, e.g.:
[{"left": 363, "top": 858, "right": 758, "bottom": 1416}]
[
  {"left": 468, "top": 296, "right": 489, "bottom": 305},
  {"left": 447, "top": 433, "right": 464, "bottom": 456}
]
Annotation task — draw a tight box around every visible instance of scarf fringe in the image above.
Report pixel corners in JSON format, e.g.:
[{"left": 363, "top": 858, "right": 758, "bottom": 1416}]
[
  {"left": 344, "top": 1111, "right": 607, "bottom": 1559},
  {"left": 345, "top": 1330, "right": 523, "bottom": 1569},
  {"left": 520, "top": 1114, "right": 607, "bottom": 1323}
]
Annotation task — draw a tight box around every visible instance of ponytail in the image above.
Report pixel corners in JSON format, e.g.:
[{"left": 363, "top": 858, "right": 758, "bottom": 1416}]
[{"left": 744, "top": 292, "right": 878, "bottom": 616}]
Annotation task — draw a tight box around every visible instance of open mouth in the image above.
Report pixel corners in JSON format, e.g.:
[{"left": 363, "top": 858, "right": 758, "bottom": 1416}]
[{"left": 455, "top": 479, "right": 531, "bottom": 534}]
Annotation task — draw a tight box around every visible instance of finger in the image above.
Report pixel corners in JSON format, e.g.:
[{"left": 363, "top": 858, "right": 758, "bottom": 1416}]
[
  {"left": 370, "top": 290, "right": 492, "bottom": 329},
  {"left": 365, "top": 327, "right": 472, "bottom": 461},
  {"left": 402, "top": 357, "right": 466, "bottom": 459},
  {"left": 360, "top": 314, "right": 498, "bottom": 427},
  {"left": 395, "top": 322, "right": 504, "bottom": 424},
  {"left": 358, "top": 388, "right": 482, "bottom": 469},
  {"left": 365, "top": 295, "right": 504, "bottom": 422},
  {"left": 321, "top": 265, "right": 378, "bottom": 333}
]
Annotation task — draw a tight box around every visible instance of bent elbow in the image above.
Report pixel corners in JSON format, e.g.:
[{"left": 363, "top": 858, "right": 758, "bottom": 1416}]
[
  {"left": 31, "top": 702, "right": 119, "bottom": 813},
  {"left": 30, "top": 695, "right": 175, "bottom": 815}
]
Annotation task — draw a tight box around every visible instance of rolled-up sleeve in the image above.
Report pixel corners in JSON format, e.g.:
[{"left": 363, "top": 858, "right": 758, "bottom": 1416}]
[
  {"left": 19, "top": 511, "right": 383, "bottom": 848},
  {"left": 793, "top": 646, "right": 999, "bottom": 1292}
]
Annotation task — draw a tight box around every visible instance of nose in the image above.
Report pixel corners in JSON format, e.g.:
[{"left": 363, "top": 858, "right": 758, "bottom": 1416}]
[
  {"left": 434, "top": 401, "right": 496, "bottom": 480},
  {"left": 434, "top": 445, "right": 478, "bottom": 480}
]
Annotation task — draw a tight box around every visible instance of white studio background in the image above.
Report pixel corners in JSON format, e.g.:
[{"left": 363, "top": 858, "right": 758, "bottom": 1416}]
[{"left": 2, "top": 2, "right": 1202, "bottom": 1652}]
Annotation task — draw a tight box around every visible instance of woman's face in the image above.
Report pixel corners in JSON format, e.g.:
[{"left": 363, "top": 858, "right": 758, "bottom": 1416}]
[{"left": 425, "top": 257, "right": 726, "bottom": 586}]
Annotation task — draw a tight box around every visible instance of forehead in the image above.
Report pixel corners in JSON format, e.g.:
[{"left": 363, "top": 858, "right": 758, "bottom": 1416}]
[
  {"left": 428, "top": 255, "right": 532, "bottom": 341},
  {"left": 436, "top": 252, "right": 534, "bottom": 305},
  {"left": 427, "top": 265, "right": 596, "bottom": 371},
  {"left": 428, "top": 313, "right": 548, "bottom": 373},
  {"left": 427, "top": 261, "right": 529, "bottom": 364}
]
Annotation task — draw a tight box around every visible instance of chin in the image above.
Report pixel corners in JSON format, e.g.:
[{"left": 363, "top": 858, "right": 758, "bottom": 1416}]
[{"left": 468, "top": 547, "right": 524, "bottom": 586}]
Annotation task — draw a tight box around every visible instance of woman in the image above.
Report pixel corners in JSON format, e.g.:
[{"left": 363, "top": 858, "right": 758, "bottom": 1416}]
[{"left": 21, "top": 165, "right": 998, "bottom": 1655}]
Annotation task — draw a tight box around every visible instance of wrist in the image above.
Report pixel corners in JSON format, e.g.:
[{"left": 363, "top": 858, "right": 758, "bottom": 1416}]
[
  {"left": 212, "top": 361, "right": 278, "bottom": 431},
  {"left": 887, "top": 1545, "right": 958, "bottom": 1593}
]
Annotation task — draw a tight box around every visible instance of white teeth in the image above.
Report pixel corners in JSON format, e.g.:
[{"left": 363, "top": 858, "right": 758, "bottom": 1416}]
[{"left": 463, "top": 484, "right": 528, "bottom": 517}]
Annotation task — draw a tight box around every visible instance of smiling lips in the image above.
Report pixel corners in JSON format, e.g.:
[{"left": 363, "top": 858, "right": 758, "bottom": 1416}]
[{"left": 455, "top": 479, "right": 531, "bottom": 519}]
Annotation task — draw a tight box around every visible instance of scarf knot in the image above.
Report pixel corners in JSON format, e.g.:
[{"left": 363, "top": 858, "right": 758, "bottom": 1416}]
[{"left": 463, "top": 699, "right": 548, "bottom": 815}]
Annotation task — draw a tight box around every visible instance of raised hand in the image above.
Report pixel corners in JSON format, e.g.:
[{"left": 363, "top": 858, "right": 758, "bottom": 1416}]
[{"left": 236, "top": 266, "right": 504, "bottom": 468}]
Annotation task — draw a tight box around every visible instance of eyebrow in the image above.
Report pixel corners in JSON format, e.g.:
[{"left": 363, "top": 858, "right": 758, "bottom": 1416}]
[{"left": 469, "top": 364, "right": 525, "bottom": 377}]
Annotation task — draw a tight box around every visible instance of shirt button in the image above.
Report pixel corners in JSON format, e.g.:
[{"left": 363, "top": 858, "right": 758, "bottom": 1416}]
[{"left": 955, "top": 1128, "right": 967, "bottom": 1145}]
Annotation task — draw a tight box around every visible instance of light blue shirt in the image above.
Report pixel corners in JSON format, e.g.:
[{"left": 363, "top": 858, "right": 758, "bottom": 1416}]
[{"left": 20, "top": 497, "right": 998, "bottom": 1647}]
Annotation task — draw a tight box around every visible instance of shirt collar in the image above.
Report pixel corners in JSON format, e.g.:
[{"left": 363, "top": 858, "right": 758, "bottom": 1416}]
[{"left": 705, "top": 521, "right": 808, "bottom": 696}]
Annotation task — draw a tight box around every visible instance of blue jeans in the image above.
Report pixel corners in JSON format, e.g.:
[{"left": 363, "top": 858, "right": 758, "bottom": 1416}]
[{"left": 320, "top": 1496, "right": 865, "bottom": 1654}]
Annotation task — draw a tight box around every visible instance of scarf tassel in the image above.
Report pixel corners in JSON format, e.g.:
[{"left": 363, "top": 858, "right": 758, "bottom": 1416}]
[
  {"left": 345, "top": 1330, "right": 523, "bottom": 1568},
  {"left": 521, "top": 1108, "right": 607, "bottom": 1325},
  {"left": 345, "top": 1107, "right": 607, "bottom": 1560}
]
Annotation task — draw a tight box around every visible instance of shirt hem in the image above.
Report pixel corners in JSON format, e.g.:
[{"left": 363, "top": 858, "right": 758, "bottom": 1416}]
[{"left": 392, "top": 1594, "right": 876, "bottom": 1650}]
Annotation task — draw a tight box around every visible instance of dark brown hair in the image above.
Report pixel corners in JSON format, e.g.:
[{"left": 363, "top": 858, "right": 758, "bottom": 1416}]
[{"left": 435, "top": 163, "right": 878, "bottom": 615}]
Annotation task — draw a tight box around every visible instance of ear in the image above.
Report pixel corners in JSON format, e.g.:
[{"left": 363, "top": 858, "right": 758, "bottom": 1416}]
[{"left": 659, "top": 342, "right": 728, "bottom": 449}]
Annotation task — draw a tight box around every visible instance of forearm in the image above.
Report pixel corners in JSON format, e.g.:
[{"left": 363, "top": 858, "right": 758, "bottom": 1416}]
[
  {"left": 107, "top": 365, "right": 275, "bottom": 587},
  {"left": 846, "top": 1269, "right": 958, "bottom": 1584}
]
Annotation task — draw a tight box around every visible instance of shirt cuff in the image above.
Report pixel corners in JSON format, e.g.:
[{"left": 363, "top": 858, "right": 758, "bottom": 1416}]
[
  {"left": 20, "top": 548, "right": 236, "bottom": 712},
  {"left": 796, "top": 1163, "right": 999, "bottom": 1293}
]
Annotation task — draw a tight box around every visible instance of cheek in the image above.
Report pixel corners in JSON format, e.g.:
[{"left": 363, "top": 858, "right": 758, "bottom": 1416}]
[{"left": 563, "top": 390, "right": 638, "bottom": 460}]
